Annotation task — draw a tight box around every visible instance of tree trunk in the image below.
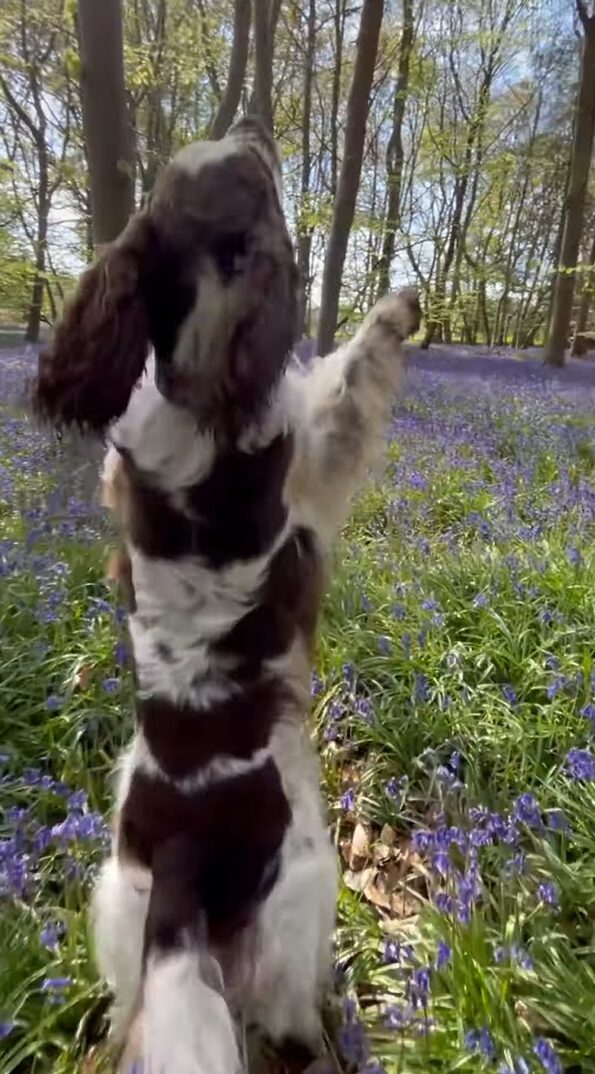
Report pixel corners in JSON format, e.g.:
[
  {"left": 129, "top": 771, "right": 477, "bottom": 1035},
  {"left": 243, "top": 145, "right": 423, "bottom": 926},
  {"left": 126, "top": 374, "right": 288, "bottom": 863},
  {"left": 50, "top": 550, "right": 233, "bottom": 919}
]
[
  {"left": 25, "top": 141, "right": 49, "bottom": 343},
  {"left": 329, "top": 0, "right": 347, "bottom": 198},
  {"left": 376, "top": 0, "right": 414, "bottom": 297},
  {"left": 78, "top": 0, "right": 136, "bottom": 246},
  {"left": 545, "top": 8, "right": 595, "bottom": 367},
  {"left": 316, "top": 0, "right": 384, "bottom": 355},
  {"left": 211, "top": 0, "right": 252, "bottom": 138},
  {"left": 251, "top": 0, "right": 281, "bottom": 132},
  {"left": 571, "top": 228, "right": 595, "bottom": 354},
  {"left": 296, "top": 0, "right": 316, "bottom": 336}
]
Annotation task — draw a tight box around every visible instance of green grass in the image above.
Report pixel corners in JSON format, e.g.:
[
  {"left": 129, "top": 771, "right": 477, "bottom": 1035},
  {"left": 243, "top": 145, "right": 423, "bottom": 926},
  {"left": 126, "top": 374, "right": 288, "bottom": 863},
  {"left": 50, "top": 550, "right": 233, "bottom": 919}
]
[{"left": 1, "top": 366, "right": 594, "bottom": 1074}]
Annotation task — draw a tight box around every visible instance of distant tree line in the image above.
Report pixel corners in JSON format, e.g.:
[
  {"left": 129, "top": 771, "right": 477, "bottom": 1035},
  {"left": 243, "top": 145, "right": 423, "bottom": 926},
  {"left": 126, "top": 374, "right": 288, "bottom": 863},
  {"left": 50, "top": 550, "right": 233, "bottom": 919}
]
[{"left": 1, "top": 0, "right": 594, "bottom": 365}]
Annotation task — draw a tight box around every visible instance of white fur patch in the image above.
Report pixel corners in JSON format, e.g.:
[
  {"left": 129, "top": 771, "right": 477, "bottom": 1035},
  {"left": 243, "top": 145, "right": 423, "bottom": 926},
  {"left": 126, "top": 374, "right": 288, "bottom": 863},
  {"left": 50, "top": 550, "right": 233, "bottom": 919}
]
[
  {"left": 110, "top": 369, "right": 215, "bottom": 490},
  {"left": 144, "top": 947, "right": 242, "bottom": 1074}
]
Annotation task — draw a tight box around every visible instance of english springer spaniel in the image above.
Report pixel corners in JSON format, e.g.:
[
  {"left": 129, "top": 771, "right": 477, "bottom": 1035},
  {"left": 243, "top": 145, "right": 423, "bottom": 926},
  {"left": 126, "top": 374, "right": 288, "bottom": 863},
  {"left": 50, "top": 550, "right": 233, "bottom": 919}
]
[{"left": 32, "top": 117, "right": 421, "bottom": 1074}]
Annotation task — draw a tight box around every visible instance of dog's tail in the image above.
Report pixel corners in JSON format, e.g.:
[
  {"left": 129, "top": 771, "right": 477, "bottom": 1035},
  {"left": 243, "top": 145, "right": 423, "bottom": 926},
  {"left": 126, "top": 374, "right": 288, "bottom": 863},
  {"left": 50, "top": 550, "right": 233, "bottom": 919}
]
[{"left": 141, "top": 837, "right": 242, "bottom": 1074}]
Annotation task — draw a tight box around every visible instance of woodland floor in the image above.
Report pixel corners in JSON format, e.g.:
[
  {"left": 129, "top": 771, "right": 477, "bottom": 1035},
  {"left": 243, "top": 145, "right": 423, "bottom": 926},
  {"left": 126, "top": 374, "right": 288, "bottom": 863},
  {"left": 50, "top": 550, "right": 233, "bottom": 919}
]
[{"left": 0, "top": 344, "right": 594, "bottom": 1074}]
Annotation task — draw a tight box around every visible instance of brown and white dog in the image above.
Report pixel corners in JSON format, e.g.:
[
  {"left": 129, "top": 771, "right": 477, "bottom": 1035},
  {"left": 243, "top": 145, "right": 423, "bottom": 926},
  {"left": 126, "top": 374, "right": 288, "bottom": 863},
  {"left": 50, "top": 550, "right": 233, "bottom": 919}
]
[{"left": 32, "top": 117, "right": 421, "bottom": 1074}]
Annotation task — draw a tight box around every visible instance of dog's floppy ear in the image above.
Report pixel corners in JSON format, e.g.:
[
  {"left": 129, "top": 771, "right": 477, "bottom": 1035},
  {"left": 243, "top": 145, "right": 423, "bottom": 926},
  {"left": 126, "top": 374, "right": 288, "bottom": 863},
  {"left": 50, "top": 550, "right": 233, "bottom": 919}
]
[{"left": 31, "top": 212, "right": 154, "bottom": 433}]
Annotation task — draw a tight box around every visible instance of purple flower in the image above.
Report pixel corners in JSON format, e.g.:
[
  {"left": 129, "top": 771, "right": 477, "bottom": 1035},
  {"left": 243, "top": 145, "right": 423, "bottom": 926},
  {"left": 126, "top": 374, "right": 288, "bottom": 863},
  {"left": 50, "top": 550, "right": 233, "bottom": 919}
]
[
  {"left": 581, "top": 702, "right": 595, "bottom": 726},
  {"left": 340, "top": 787, "right": 355, "bottom": 811},
  {"left": 436, "top": 940, "right": 451, "bottom": 969},
  {"left": 547, "top": 809, "right": 571, "bottom": 834},
  {"left": 414, "top": 673, "right": 430, "bottom": 704},
  {"left": 67, "top": 789, "right": 88, "bottom": 812},
  {"left": 505, "top": 850, "right": 526, "bottom": 876},
  {"left": 430, "top": 850, "right": 450, "bottom": 877},
  {"left": 343, "top": 663, "right": 355, "bottom": 689},
  {"left": 383, "top": 938, "right": 401, "bottom": 964},
  {"left": 511, "top": 943, "right": 534, "bottom": 971},
  {"left": 434, "top": 892, "right": 454, "bottom": 914},
  {"left": 0, "top": 1021, "right": 15, "bottom": 1039},
  {"left": 40, "top": 922, "right": 63, "bottom": 951},
  {"left": 338, "top": 1000, "right": 368, "bottom": 1065},
  {"left": 473, "top": 593, "right": 489, "bottom": 608},
  {"left": 355, "top": 698, "right": 374, "bottom": 724},
  {"left": 537, "top": 881, "right": 559, "bottom": 910},
  {"left": 502, "top": 684, "right": 518, "bottom": 706},
  {"left": 411, "top": 829, "right": 433, "bottom": 852},
  {"left": 41, "top": 976, "right": 72, "bottom": 991},
  {"left": 565, "top": 747, "right": 595, "bottom": 781},
  {"left": 384, "top": 1004, "right": 411, "bottom": 1029},
  {"left": 407, "top": 966, "right": 431, "bottom": 1010},
  {"left": 310, "top": 671, "right": 324, "bottom": 696},
  {"left": 114, "top": 641, "right": 128, "bottom": 667},
  {"left": 513, "top": 792, "right": 542, "bottom": 829},
  {"left": 377, "top": 635, "right": 391, "bottom": 656},
  {"left": 567, "top": 546, "right": 582, "bottom": 568},
  {"left": 386, "top": 775, "right": 408, "bottom": 799},
  {"left": 466, "top": 1027, "right": 496, "bottom": 1060},
  {"left": 45, "top": 694, "right": 63, "bottom": 711},
  {"left": 102, "top": 677, "right": 120, "bottom": 694},
  {"left": 533, "top": 1037, "right": 563, "bottom": 1074}
]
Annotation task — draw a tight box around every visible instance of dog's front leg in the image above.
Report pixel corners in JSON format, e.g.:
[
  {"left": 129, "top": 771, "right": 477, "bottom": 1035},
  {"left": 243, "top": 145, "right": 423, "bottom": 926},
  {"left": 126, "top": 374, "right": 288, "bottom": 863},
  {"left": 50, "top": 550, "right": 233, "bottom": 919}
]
[{"left": 289, "top": 288, "right": 421, "bottom": 540}]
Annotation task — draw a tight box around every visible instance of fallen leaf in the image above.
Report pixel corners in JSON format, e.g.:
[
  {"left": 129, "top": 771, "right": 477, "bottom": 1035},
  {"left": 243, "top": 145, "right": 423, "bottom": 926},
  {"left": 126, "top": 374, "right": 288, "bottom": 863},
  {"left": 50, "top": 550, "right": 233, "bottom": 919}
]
[
  {"left": 379, "top": 824, "right": 396, "bottom": 846},
  {"left": 344, "top": 865, "right": 375, "bottom": 894},
  {"left": 348, "top": 821, "right": 371, "bottom": 870},
  {"left": 74, "top": 664, "right": 95, "bottom": 691}
]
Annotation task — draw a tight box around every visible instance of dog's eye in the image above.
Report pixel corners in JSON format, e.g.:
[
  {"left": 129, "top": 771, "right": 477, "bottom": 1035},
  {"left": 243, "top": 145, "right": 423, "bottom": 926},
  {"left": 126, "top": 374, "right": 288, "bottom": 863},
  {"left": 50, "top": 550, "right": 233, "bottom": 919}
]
[{"left": 211, "top": 233, "right": 247, "bottom": 283}]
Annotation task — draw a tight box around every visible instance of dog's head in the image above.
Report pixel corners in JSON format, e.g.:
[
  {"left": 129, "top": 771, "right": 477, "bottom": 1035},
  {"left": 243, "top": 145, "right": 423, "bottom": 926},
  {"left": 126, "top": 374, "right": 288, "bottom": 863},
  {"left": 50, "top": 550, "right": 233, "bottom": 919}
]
[{"left": 32, "top": 117, "right": 298, "bottom": 438}]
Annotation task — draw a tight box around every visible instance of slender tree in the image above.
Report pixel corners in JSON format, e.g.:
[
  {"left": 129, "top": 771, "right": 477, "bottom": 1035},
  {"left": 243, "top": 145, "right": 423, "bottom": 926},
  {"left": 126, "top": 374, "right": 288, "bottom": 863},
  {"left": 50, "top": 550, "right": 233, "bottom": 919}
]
[
  {"left": 252, "top": 0, "right": 281, "bottom": 131},
  {"left": 211, "top": 0, "right": 252, "bottom": 138},
  {"left": 78, "top": 0, "right": 135, "bottom": 246},
  {"left": 317, "top": 0, "right": 384, "bottom": 355},
  {"left": 376, "top": 0, "right": 414, "bottom": 297},
  {"left": 545, "top": 0, "right": 595, "bottom": 366},
  {"left": 296, "top": 0, "right": 317, "bottom": 334}
]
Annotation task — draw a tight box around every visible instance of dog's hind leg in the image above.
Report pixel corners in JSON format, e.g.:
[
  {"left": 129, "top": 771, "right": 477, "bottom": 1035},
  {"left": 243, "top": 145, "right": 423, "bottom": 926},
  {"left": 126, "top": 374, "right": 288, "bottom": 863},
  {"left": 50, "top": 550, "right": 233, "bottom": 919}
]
[
  {"left": 92, "top": 856, "right": 150, "bottom": 1045},
  {"left": 248, "top": 825, "right": 337, "bottom": 1051}
]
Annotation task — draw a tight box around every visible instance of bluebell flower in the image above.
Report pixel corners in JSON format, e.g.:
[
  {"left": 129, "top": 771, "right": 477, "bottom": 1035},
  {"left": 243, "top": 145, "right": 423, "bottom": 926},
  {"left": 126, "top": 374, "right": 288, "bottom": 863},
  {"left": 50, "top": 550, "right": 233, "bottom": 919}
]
[
  {"left": 383, "top": 938, "right": 401, "bottom": 964},
  {"left": 40, "top": 922, "right": 63, "bottom": 951},
  {"left": 537, "top": 881, "right": 559, "bottom": 910},
  {"left": 340, "top": 787, "right": 355, "bottom": 811},
  {"left": 310, "top": 671, "right": 324, "bottom": 696},
  {"left": 513, "top": 792, "right": 542, "bottom": 829},
  {"left": 581, "top": 702, "right": 595, "bottom": 725},
  {"left": 377, "top": 634, "right": 391, "bottom": 656},
  {"left": 355, "top": 698, "right": 374, "bottom": 724},
  {"left": 502, "top": 684, "right": 518, "bottom": 706},
  {"left": 114, "top": 641, "right": 128, "bottom": 667},
  {"left": 414, "top": 673, "right": 430, "bottom": 703},
  {"left": 45, "top": 694, "right": 63, "bottom": 711},
  {"left": 386, "top": 775, "right": 408, "bottom": 799},
  {"left": 565, "top": 747, "right": 595, "bottom": 781},
  {"left": 533, "top": 1037, "right": 562, "bottom": 1074},
  {"left": 473, "top": 593, "right": 489, "bottom": 608},
  {"left": 566, "top": 546, "right": 582, "bottom": 567},
  {"left": 434, "top": 892, "right": 454, "bottom": 913},
  {"left": 41, "top": 976, "right": 72, "bottom": 991},
  {"left": 384, "top": 1004, "right": 411, "bottom": 1029},
  {"left": 547, "top": 809, "right": 571, "bottom": 834},
  {"left": 0, "top": 1021, "right": 15, "bottom": 1039},
  {"left": 102, "top": 677, "right": 120, "bottom": 694},
  {"left": 343, "top": 663, "right": 355, "bottom": 688},
  {"left": 436, "top": 940, "right": 451, "bottom": 969},
  {"left": 407, "top": 966, "right": 431, "bottom": 1010}
]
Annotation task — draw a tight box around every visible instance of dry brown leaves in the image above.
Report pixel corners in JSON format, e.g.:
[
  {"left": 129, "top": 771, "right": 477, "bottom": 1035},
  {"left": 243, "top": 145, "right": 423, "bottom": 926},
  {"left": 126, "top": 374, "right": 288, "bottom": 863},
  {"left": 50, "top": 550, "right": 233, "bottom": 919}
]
[{"left": 341, "top": 820, "right": 428, "bottom": 921}]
